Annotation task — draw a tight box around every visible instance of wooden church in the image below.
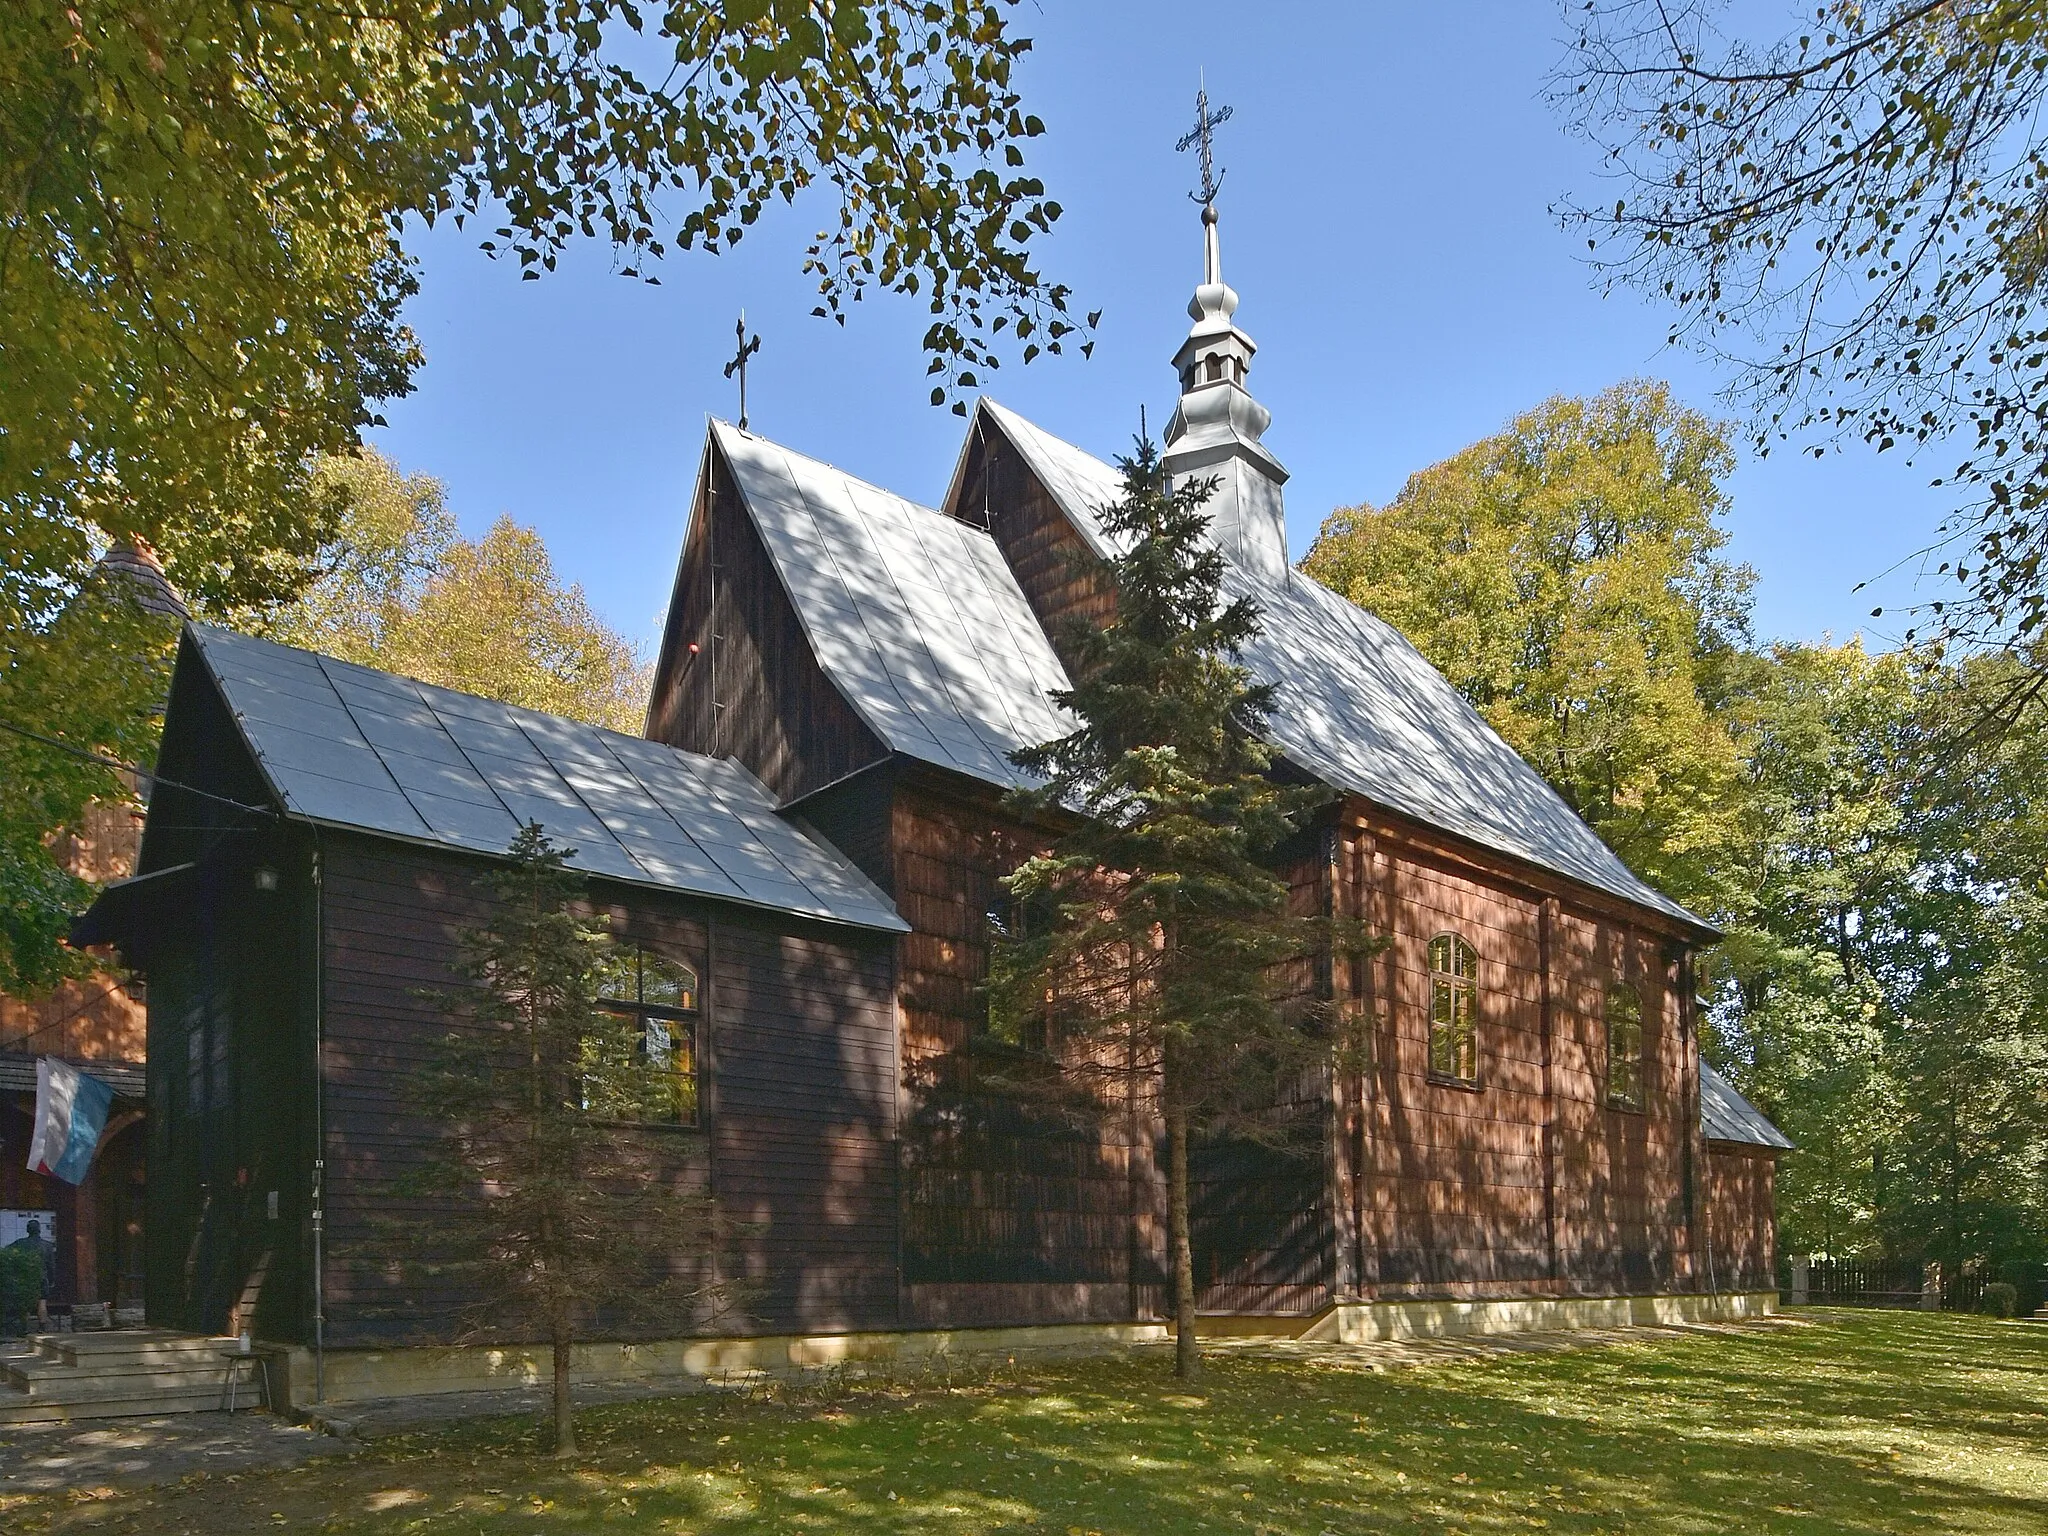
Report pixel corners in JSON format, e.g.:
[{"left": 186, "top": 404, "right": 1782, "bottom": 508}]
[{"left": 85, "top": 201, "right": 1787, "bottom": 1402}]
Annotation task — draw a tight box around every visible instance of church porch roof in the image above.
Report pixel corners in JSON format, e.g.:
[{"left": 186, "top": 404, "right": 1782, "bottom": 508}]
[{"left": 177, "top": 624, "right": 906, "bottom": 933}]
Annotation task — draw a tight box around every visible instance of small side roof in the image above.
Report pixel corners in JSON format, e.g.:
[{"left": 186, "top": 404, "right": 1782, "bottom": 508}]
[
  {"left": 972, "top": 400, "right": 1707, "bottom": 933},
  {"left": 1700, "top": 1060, "right": 1795, "bottom": 1150},
  {"left": 0, "top": 1053, "right": 145, "bottom": 1102},
  {"left": 182, "top": 625, "right": 906, "bottom": 933},
  {"left": 710, "top": 420, "right": 1074, "bottom": 788}
]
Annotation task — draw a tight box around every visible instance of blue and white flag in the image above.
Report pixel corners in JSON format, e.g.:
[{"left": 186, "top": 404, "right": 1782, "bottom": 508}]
[{"left": 27, "top": 1058, "right": 114, "bottom": 1186}]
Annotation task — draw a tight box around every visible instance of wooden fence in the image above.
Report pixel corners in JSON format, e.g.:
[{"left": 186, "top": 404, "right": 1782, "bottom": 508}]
[{"left": 1781, "top": 1257, "right": 1987, "bottom": 1312}]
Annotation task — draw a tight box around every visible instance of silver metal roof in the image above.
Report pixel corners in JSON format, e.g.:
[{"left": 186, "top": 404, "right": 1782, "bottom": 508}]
[
  {"left": 971, "top": 401, "right": 1706, "bottom": 930},
  {"left": 965, "top": 401, "right": 1130, "bottom": 561},
  {"left": 711, "top": 420, "right": 1074, "bottom": 788},
  {"left": 184, "top": 625, "right": 906, "bottom": 932},
  {"left": 1700, "top": 1060, "right": 1794, "bottom": 1150}
]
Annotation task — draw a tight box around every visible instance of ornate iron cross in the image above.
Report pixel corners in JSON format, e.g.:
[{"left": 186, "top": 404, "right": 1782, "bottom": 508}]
[
  {"left": 724, "top": 312, "right": 761, "bottom": 431},
  {"left": 1176, "top": 82, "right": 1233, "bottom": 207}
]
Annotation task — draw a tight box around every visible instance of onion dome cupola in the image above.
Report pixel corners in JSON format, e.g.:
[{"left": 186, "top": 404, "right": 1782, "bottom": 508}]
[{"left": 1161, "top": 199, "right": 1292, "bottom": 586}]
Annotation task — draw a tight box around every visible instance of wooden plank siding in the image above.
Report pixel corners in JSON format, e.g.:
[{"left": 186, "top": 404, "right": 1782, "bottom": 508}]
[
  {"left": 1188, "top": 826, "right": 1335, "bottom": 1316},
  {"left": 315, "top": 834, "right": 900, "bottom": 1345},
  {"left": 1704, "top": 1143, "right": 1779, "bottom": 1293},
  {"left": 950, "top": 428, "right": 1116, "bottom": 676},
  {"left": 1343, "top": 809, "right": 1702, "bottom": 1299},
  {"left": 890, "top": 778, "right": 1169, "bottom": 1325},
  {"left": 645, "top": 447, "right": 886, "bottom": 802},
  {"left": 142, "top": 654, "right": 321, "bottom": 1342}
]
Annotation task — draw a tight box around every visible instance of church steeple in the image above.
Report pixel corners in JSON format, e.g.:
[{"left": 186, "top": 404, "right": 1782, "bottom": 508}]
[
  {"left": 1171, "top": 203, "right": 1258, "bottom": 397},
  {"left": 1161, "top": 103, "right": 1291, "bottom": 586}
]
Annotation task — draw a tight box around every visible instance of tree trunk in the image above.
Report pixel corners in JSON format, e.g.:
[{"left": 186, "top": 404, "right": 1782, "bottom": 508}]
[
  {"left": 551, "top": 1328, "right": 575, "bottom": 1457},
  {"left": 1167, "top": 1090, "right": 1198, "bottom": 1381}
]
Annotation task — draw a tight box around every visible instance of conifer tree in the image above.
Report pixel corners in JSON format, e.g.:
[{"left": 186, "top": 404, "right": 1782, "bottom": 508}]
[
  {"left": 991, "top": 438, "right": 1334, "bottom": 1380},
  {"left": 412, "top": 825, "right": 730, "bottom": 1454}
]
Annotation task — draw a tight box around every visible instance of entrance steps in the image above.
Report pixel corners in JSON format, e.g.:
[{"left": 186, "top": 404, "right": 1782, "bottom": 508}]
[{"left": 0, "top": 1331, "right": 261, "bottom": 1424}]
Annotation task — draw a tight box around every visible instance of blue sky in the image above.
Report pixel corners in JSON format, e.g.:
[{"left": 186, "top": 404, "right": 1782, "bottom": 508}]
[{"left": 371, "top": 1, "right": 1954, "bottom": 656}]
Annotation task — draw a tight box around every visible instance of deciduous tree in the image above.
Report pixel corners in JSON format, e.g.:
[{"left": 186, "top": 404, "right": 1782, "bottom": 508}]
[
  {"left": 4, "top": 1, "right": 1077, "bottom": 616},
  {"left": 0, "top": 575, "right": 176, "bottom": 993},
  {"left": 1555, "top": 0, "right": 2048, "bottom": 659},
  {"left": 1303, "top": 381, "right": 1754, "bottom": 915},
  {"left": 3, "top": 1, "right": 1079, "bottom": 961},
  {"left": 264, "top": 451, "right": 647, "bottom": 734}
]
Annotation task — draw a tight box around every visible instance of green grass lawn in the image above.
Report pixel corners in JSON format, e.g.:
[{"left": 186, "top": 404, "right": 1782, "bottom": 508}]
[{"left": 12, "top": 1311, "right": 2047, "bottom": 1534}]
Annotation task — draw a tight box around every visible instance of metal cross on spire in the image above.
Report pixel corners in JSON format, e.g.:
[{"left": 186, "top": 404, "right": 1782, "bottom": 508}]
[
  {"left": 724, "top": 312, "right": 761, "bottom": 431},
  {"left": 1175, "top": 79, "right": 1233, "bottom": 207}
]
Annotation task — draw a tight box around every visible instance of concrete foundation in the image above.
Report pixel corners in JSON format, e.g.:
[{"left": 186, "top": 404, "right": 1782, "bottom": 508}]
[
  {"left": 1304, "top": 1289, "right": 1778, "bottom": 1344},
  {"left": 268, "top": 1290, "right": 1777, "bottom": 1409},
  {"left": 272, "top": 1320, "right": 1169, "bottom": 1409}
]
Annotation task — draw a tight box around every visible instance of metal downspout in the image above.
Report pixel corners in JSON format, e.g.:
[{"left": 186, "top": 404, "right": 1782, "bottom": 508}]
[{"left": 310, "top": 833, "right": 326, "bottom": 1403}]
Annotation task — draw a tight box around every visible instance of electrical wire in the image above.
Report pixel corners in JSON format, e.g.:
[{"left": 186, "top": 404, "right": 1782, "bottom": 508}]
[{"left": 0, "top": 715, "right": 274, "bottom": 818}]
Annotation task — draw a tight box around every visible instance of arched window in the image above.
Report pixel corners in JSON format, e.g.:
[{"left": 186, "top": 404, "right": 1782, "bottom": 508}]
[
  {"left": 587, "top": 943, "right": 700, "bottom": 1126},
  {"left": 1427, "top": 934, "right": 1479, "bottom": 1085},
  {"left": 1606, "top": 983, "right": 1644, "bottom": 1111}
]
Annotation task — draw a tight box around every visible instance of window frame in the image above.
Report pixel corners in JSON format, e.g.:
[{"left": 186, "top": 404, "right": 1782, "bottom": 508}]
[
  {"left": 1604, "top": 981, "right": 1646, "bottom": 1113},
  {"left": 1425, "top": 932, "right": 1481, "bottom": 1090},
  {"left": 591, "top": 942, "right": 702, "bottom": 1129}
]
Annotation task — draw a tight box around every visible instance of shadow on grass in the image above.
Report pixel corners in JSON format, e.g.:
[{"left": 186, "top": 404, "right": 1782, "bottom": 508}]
[{"left": 19, "top": 1312, "right": 2048, "bottom": 1535}]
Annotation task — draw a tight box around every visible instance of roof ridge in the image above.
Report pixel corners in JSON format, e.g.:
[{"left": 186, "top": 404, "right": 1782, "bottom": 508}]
[{"left": 711, "top": 417, "right": 944, "bottom": 518}]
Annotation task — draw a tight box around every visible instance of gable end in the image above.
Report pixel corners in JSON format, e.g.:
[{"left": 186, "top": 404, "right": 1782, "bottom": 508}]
[{"left": 647, "top": 442, "right": 887, "bottom": 802}]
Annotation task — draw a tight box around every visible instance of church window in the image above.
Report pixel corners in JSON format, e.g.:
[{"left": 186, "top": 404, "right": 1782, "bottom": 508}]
[
  {"left": 586, "top": 943, "right": 699, "bottom": 1126},
  {"left": 1206, "top": 354, "right": 1224, "bottom": 382},
  {"left": 1606, "top": 983, "right": 1645, "bottom": 1111},
  {"left": 1427, "top": 933, "right": 1479, "bottom": 1085}
]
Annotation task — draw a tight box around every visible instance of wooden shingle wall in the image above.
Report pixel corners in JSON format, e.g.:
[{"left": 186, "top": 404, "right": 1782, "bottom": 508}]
[
  {"left": 1704, "top": 1144, "right": 1778, "bottom": 1293},
  {"left": 953, "top": 431, "right": 1116, "bottom": 675},
  {"left": 705, "top": 915, "right": 900, "bottom": 1331},
  {"left": 1188, "top": 831, "right": 1335, "bottom": 1316},
  {"left": 317, "top": 835, "right": 899, "bottom": 1345},
  {"left": 645, "top": 452, "right": 886, "bottom": 802},
  {"left": 1343, "top": 816, "right": 1703, "bottom": 1300},
  {"left": 1354, "top": 836, "right": 1555, "bottom": 1294},
  {"left": 891, "top": 784, "right": 1167, "bottom": 1325},
  {"left": 142, "top": 656, "right": 320, "bottom": 1342},
  {"left": 1548, "top": 913, "right": 1691, "bottom": 1293}
]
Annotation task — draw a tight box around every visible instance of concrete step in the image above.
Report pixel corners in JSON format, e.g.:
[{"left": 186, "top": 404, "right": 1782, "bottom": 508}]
[
  {"left": 5, "top": 1360, "right": 250, "bottom": 1396},
  {"left": 0, "top": 1331, "right": 262, "bottom": 1425},
  {"left": 0, "top": 1386, "right": 238, "bottom": 1426},
  {"left": 41, "top": 1330, "right": 237, "bottom": 1368}
]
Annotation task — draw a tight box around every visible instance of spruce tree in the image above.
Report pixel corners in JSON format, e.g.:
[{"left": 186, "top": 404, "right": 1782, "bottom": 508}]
[
  {"left": 991, "top": 437, "right": 1331, "bottom": 1380},
  {"left": 411, "top": 824, "right": 730, "bottom": 1454}
]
